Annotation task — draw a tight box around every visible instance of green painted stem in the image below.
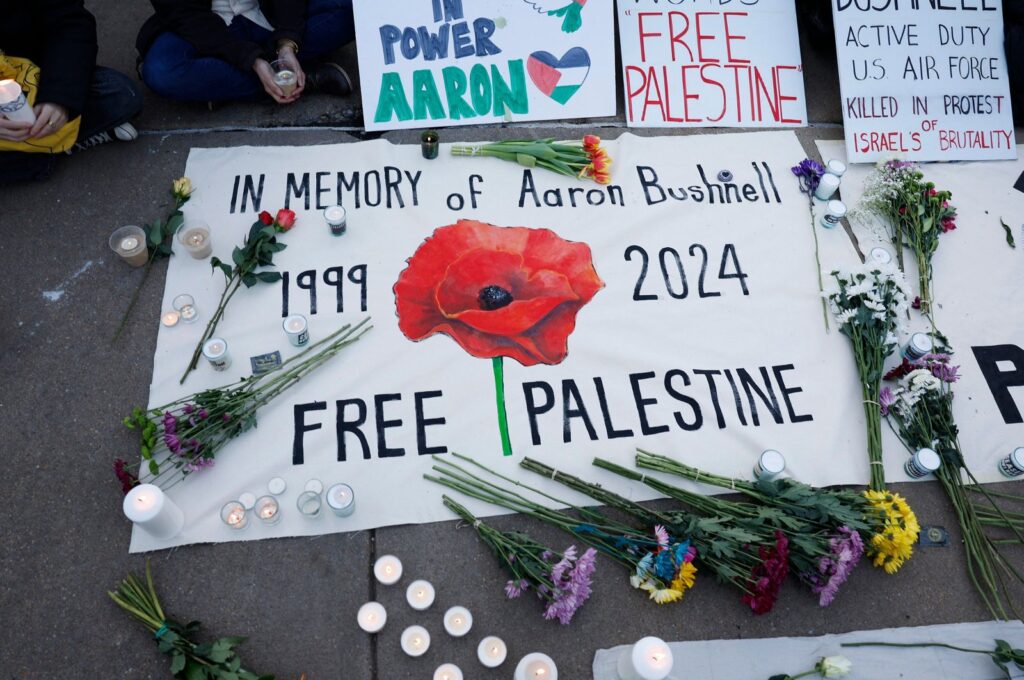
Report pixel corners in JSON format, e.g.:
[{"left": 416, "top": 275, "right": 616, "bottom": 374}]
[{"left": 492, "top": 357, "right": 512, "bottom": 456}]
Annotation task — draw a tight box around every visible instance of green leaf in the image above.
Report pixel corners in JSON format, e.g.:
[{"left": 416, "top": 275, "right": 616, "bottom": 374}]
[
  {"left": 148, "top": 221, "right": 164, "bottom": 248},
  {"left": 232, "top": 247, "right": 245, "bottom": 268},
  {"left": 166, "top": 214, "right": 184, "bottom": 236},
  {"left": 255, "top": 271, "right": 281, "bottom": 284},
  {"left": 1000, "top": 219, "right": 1016, "bottom": 248},
  {"left": 170, "top": 652, "right": 186, "bottom": 674},
  {"left": 149, "top": 460, "right": 160, "bottom": 476},
  {"left": 242, "top": 273, "right": 258, "bottom": 288},
  {"left": 123, "top": 417, "right": 135, "bottom": 429},
  {"left": 922, "top": 216, "right": 933, "bottom": 233},
  {"left": 184, "top": 661, "right": 205, "bottom": 680}
]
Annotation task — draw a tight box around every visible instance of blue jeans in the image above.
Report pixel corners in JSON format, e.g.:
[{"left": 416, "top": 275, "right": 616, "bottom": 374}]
[
  {"left": 141, "top": 0, "right": 355, "bottom": 103},
  {"left": 0, "top": 66, "right": 143, "bottom": 184}
]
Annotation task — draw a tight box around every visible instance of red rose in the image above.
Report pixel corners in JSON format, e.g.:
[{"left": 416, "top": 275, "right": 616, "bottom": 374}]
[
  {"left": 258, "top": 211, "right": 274, "bottom": 225},
  {"left": 394, "top": 220, "right": 604, "bottom": 366},
  {"left": 275, "top": 209, "right": 297, "bottom": 231}
]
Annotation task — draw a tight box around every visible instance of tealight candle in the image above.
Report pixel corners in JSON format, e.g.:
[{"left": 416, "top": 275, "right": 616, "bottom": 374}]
[
  {"left": 326, "top": 483, "right": 355, "bottom": 517},
  {"left": 109, "top": 225, "right": 149, "bottom": 267},
  {"left": 123, "top": 484, "right": 185, "bottom": 539},
  {"left": 202, "top": 338, "right": 231, "bottom": 371},
  {"left": 616, "top": 637, "right": 674, "bottom": 680},
  {"left": 324, "top": 205, "right": 347, "bottom": 236},
  {"left": 220, "top": 500, "right": 248, "bottom": 530},
  {"left": 406, "top": 579, "right": 436, "bottom": 610},
  {"left": 356, "top": 601, "right": 387, "bottom": 633},
  {"left": 477, "top": 636, "right": 508, "bottom": 668},
  {"left": 267, "top": 477, "right": 287, "bottom": 495},
  {"left": 443, "top": 606, "right": 472, "bottom": 637},
  {"left": 238, "top": 492, "right": 256, "bottom": 510},
  {"left": 515, "top": 652, "right": 558, "bottom": 680},
  {"left": 161, "top": 311, "right": 181, "bottom": 327},
  {"left": 754, "top": 449, "right": 786, "bottom": 480},
  {"left": 305, "top": 479, "right": 324, "bottom": 494},
  {"left": 868, "top": 247, "right": 894, "bottom": 266},
  {"left": 374, "top": 555, "right": 403, "bottom": 585},
  {"left": 400, "top": 625, "right": 430, "bottom": 657},
  {"left": 283, "top": 314, "right": 309, "bottom": 347},
  {"left": 177, "top": 221, "right": 213, "bottom": 259},
  {"left": 172, "top": 293, "right": 198, "bottom": 323},
  {"left": 433, "top": 663, "right": 463, "bottom": 680},
  {"left": 254, "top": 495, "right": 281, "bottom": 525}
]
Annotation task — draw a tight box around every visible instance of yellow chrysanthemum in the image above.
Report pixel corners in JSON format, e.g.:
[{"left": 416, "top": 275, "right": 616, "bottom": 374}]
[
  {"left": 671, "top": 562, "right": 698, "bottom": 593},
  {"left": 863, "top": 490, "right": 920, "bottom": 574},
  {"left": 640, "top": 581, "right": 684, "bottom": 604}
]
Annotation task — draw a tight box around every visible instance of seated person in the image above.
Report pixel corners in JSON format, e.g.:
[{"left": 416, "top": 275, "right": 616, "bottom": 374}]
[
  {"left": 0, "top": 0, "right": 143, "bottom": 184},
  {"left": 137, "top": 0, "right": 356, "bottom": 105}
]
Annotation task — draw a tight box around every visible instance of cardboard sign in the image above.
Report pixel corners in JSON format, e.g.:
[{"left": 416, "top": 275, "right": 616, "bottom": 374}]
[
  {"left": 353, "top": 0, "right": 616, "bottom": 131},
  {"left": 832, "top": 0, "right": 1016, "bottom": 163},
  {"left": 616, "top": 0, "right": 807, "bottom": 128}
]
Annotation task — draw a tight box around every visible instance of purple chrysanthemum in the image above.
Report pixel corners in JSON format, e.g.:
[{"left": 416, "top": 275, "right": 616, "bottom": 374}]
[
  {"left": 505, "top": 579, "right": 529, "bottom": 599},
  {"left": 182, "top": 404, "right": 194, "bottom": 414},
  {"left": 807, "top": 526, "right": 864, "bottom": 607},
  {"left": 184, "top": 457, "right": 215, "bottom": 473},
  {"left": 163, "top": 432, "right": 181, "bottom": 454},
  {"left": 879, "top": 387, "right": 896, "bottom": 416},
  {"left": 792, "top": 158, "right": 826, "bottom": 194}
]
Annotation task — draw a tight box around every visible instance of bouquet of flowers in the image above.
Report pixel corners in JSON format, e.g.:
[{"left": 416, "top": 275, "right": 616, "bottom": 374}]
[
  {"left": 116, "top": 319, "right": 371, "bottom": 492},
  {"left": 109, "top": 562, "right": 274, "bottom": 680},
  {"left": 859, "top": 160, "right": 957, "bottom": 314},
  {"left": 442, "top": 496, "right": 596, "bottom": 624},
  {"left": 633, "top": 450, "right": 918, "bottom": 577},
  {"left": 180, "top": 209, "right": 297, "bottom": 384},
  {"left": 426, "top": 453, "right": 698, "bottom": 605},
  {"left": 112, "top": 177, "right": 194, "bottom": 344},
  {"left": 882, "top": 351, "right": 1024, "bottom": 619},
  {"left": 515, "top": 458, "right": 792, "bottom": 615},
  {"left": 451, "top": 135, "right": 612, "bottom": 184},
  {"left": 595, "top": 457, "right": 863, "bottom": 607},
  {"left": 825, "top": 264, "right": 910, "bottom": 491},
  {"left": 792, "top": 158, "right": 830, "bottom": 331}
]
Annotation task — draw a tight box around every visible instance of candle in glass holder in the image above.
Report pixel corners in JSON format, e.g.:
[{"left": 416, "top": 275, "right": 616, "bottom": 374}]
[
  {"left": 202, "top": 337, "right": 231, "bottom": 371},
  {"left": 406, "top": 580, "right": 435, "bottom": 611},
  {"left": 123, "top": 484, "right": 185, "bottom": 539},
  {"left": 326, "top": 483, "right": 355, "bottom": 517},
  {"left": 356, "top": 602, "right": 387, "bottom": 633},
  {"left": 477, "top": 636, "right": 508, "bottom": 668},
  {"left": 443, "top": 606, "right": 472, "bottom": 637},
  {"left": 616, "top": 637, "right": 673, "bottom": 680},
  {"left": 421, "top": 130, "right": 440, "bottom": 159},
  {"left": 283, "top": 314, "right": 309, "bottom": 347},
  {"left": 109, "top": 225, "right": 149, "bottom": 267},
  {"left": 297, "top": 490, "right": 322, "bottom": 518},
  {"left": 255, "top": 495, "right": 281, "bottom": 525},
  {"left": 220, "top": 500, "right": 248, "bottom": 530},
  {"left": 177, "top": 221, "right": 213, "bottom": 259},
  {"left": 754, "top": 449, "right": 786, "bottom": 480},
  {"left": 323, "top": 205, "right": 347, "bottom": 236},
  {"left": 172, "top": 294, "right": 198, "bottom": 323},
  {"left": 515, "top": 653, "right": 557, "bottom": 680},
  {"left": 433, "top": 663, "right": 463, "bottom": 680},
  {"left": 374, "top": 555, "right": 403, "bottom": 585},
  {"left": 161, "top": 311, "right": 181, "bottom": 327},
  {"left": 400, "top": 625, "right": 430, "bottom": 657}
]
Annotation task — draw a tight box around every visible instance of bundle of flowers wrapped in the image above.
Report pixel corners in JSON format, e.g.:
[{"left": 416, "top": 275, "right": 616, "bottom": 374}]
[
  {"left": 825, "top": 264, "right": 910, "bottom": 491},
  {"left": 858, "top": 159, "right": 957, "bottom": 313},
  {"left": 442, "top": 496, "right": 595, "bottom": 624},
  {"left": 516, "top": 458, "right": 791, "bottom": 615},
  {"left": 116, "top": 319, "right": 371, "bottom": 492},
  {"left": 451, "top": 135, "right": 612, "bottom": 184},
  {"left": 882, "top": 351, "right": 1024, "bottom": 618},
  {"left": 594, "top": 457, "right": 861, "bottom": 607},
  {"left": 633, "top": 450, "right": 917, "bottom": 577},
  {"left": 426, "top": 453, "right": 696, "bottom": 606}
]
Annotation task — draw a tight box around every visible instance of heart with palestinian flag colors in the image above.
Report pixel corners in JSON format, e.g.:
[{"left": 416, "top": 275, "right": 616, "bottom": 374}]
[{"left": 527, "top": 47, "right": 591, "bottom": 105}]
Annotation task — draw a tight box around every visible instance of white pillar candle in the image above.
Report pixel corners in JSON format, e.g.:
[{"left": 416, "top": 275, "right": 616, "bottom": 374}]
[
  {"left": 515, "top": 653, "right": 558, "bottom": 680},
  {"left": 814, "top": 172, "right": 840, "bottom": 201},
  {"left": 356, "top": 602, "right": 387, "bottom": 633},
  {"left": 326, "top": 483, "right": 355, "bottom": 517},
  {"left": 433, "top": 663, "right": 463, "bottom": 680},
  {"left": 0, "top": 79, "right": 37, "bottom": 124},
  {"left": 406, "top": 579, "right": 435, "bottom": 610},
  {"left": 825, "top": 159, "right": 847, "bottom": 177},
  {"left": 820, "top": 200, "right": 847, "bottom": 229},
  {"left": 753, "top": 449, "right": 786, "bottom": 480},
  {"left": 400, "top": 625, "right": 430, "bottom": 657},
  {"left": 443, "top": 606, "right": 473, "bottom": 637},
  {"left": 477, "top": 636, "right": 508, "bottom": 668},
  {"left": 616, "top": 637, "right": 674, "bottom": 680},
  {"left": 374, "top": 555, "right": 403, "bottom": 585},
  {"left": 123, "top": 484, "right": 185, "bottom": 539}
]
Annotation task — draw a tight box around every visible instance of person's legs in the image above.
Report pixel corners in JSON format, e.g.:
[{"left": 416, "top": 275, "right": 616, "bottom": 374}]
[
  {"left": 0, "top": 151, "right": 57, "bottom": 185},
  {"left": 141, "top": 29, "right": 267, "bottom": 103},
  {"left": 300, "top": 0, "right": 355, "bottom": 62},
  {"left": 78, "top": 67, "right": 144, "bottom": 139}
]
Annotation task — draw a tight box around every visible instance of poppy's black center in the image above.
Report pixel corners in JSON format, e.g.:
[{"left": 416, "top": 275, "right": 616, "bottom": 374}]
[{"left": 478, "top": 285, "right": 514, "bottom": 311}]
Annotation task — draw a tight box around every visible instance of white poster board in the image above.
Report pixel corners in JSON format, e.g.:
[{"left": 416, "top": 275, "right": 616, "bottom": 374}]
[
  {"left": 616, "top": 0, "right": 807, "bottom": 127},
  {"left": 832, "top": 0, "right": 1016, "bottom": 162},
  {"left": 352, "top": 0, "right": 616, "bottom": 131}
]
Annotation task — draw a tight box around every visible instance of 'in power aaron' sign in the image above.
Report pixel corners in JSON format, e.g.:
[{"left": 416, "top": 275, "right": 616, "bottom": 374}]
[{"left": 353, "top": 0, "right": 616, "bottom": 131}]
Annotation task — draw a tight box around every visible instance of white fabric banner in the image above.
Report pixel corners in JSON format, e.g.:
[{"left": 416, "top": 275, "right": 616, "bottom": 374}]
[
  {"left": 593, "top": 620, "right": 1024, "bottom": 679},
  {"left": 617, "top": 0, "right": 807, "bottom": 128},
  {"left": 132, "top": 132, "right": 1013, "bottom": 552},
  {"left": 816, "top": 140, "right": 1024, "bottom": 478}
]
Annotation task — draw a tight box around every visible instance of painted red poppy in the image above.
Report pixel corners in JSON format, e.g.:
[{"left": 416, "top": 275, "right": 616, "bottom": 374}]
[{"left": 394, "top": 220, "right": 604, "bottom": 367}]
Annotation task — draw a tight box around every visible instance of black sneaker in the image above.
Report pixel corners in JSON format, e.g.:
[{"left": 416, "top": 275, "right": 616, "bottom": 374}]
[
  {"left": 69, "top": 122, "right": 138, "bottom": 153},
  {"left": 309, "top": 63, "right": 353, "bottom": 97}
]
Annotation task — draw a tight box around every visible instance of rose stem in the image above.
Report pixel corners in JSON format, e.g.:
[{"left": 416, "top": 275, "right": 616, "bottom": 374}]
[{"left": 492, "top": 356, "right": 512, "bottom": 456}]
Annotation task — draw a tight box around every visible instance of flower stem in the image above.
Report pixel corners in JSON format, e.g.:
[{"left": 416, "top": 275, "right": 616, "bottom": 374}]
[
  {"left": 492, "top": 357, "right": 513, "bottom": 457},
  {"left": 112, "top": 255, "right": 156, "bottom": 344},
  {"left": 179, "top": 277, "right": 242, "bottom": 384}
]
